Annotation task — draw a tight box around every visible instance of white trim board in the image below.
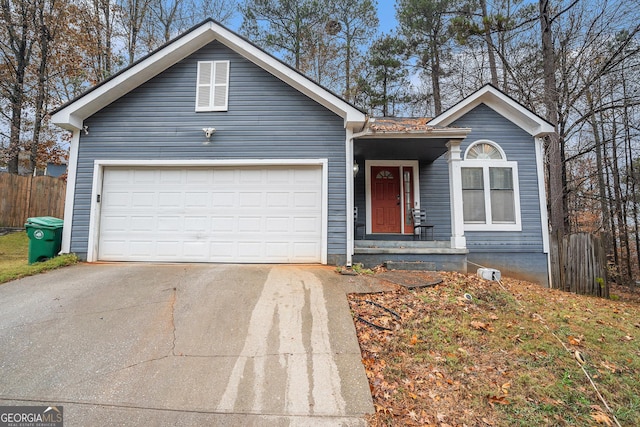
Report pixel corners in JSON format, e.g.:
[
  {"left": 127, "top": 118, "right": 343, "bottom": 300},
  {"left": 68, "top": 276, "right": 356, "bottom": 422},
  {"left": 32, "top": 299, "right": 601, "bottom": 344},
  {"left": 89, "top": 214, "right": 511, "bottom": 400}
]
[{"left": 60, "top": 130, "right": 80, "bottom": 254}]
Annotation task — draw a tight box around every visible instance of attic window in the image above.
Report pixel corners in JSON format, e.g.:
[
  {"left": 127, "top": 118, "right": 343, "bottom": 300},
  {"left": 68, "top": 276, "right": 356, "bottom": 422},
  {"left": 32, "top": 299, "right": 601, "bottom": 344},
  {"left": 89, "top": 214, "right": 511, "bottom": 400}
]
[{"left": 196, "top": 61, "right": 229, "bottom": 111}]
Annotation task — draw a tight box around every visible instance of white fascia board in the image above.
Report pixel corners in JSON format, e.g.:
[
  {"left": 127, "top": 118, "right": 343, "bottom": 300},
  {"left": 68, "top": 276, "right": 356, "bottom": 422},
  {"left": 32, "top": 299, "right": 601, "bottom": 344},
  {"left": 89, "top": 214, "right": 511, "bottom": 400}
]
[
  {"left": 51, "top": 21, "right": 366, "bottom": 131},
  {"left": 430, "top": 86, "right": 555, "bottom": 137}
]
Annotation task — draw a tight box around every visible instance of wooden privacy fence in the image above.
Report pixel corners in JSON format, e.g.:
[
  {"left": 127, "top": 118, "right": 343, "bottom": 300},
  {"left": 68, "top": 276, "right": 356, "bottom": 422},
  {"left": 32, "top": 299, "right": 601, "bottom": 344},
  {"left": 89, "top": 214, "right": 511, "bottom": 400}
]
[
  {"left": 550, "top": 232, "right": 609, "bottom": 298},
  {"left": 0, "top": 174, "right": 66, "bottom": 227}
]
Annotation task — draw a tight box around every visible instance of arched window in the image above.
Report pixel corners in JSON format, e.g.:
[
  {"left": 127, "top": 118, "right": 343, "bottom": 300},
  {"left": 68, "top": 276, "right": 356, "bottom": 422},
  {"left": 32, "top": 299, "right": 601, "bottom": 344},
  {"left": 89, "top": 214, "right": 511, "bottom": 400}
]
[
  {"left": 461, "top": 140, "right": 521, "bottom": 231},
  {"left": 464, "top": 140, "right": 506, "bottom": 160}
]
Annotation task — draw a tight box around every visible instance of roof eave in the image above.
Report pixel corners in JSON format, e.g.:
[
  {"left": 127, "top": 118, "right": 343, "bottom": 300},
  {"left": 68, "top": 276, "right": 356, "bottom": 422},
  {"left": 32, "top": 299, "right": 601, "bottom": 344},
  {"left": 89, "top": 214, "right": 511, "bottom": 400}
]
[
  {"left": 429, "top": 85, "right": 556, "bottom": 138},
  {"left": 356, "top": 127, "right": 472, "bottom": 139}
]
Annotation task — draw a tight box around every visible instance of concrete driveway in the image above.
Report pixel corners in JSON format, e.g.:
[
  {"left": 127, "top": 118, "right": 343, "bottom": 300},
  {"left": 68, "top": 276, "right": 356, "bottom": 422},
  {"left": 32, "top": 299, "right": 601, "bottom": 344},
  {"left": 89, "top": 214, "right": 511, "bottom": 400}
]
[{"left": 0, "top": 264, "right": 373, "bottom": 426}]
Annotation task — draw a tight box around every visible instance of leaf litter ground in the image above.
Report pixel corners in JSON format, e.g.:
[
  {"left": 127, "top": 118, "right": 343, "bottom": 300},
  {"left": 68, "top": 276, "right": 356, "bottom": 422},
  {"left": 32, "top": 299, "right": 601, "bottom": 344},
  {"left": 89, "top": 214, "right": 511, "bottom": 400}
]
[{"left": 347, "top": 271, "right": 640, "bottom": 426}]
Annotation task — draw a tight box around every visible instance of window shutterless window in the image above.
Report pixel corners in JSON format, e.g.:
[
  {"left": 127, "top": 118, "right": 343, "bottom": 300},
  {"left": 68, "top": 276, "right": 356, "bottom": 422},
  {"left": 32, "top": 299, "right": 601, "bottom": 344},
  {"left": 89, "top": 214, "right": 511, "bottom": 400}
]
[
  {"left": 461, "top": 141, "right": 521, "bottom": 231},
  {"left": 196, "top": 61, "right": 229, "bottom": 111}
]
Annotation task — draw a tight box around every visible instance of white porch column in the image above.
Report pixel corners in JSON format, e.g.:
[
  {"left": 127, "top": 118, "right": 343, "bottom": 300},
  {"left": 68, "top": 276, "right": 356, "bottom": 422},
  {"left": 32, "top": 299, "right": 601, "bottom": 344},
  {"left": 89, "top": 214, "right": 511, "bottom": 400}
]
[
  {"left": 447, "top": 140, "right": 466, "bottom": 249},
  {"left": 345, "top": 128, "right": 355, "bottom": 266}
]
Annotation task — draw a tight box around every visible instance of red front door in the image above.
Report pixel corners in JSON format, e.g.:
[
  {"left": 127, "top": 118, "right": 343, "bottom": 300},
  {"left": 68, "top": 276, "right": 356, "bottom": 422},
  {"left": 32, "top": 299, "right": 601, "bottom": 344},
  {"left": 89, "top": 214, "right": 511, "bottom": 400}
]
[{"left": 371, "top": 166, "right": 401, "bottom": 233}]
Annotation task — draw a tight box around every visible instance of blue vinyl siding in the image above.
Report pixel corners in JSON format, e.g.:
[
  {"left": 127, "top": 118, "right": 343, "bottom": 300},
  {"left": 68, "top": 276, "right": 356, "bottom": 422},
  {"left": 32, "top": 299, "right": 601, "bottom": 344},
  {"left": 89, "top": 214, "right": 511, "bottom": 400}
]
[
  {"left": 453, "top": 103, "right": 544, "bottom": 253},
  {"left": 419, "top": 160, "right": 452, "bottom": 240},
  {"left": 423, "top": 103, "right": 544, "bottom": 253},
  {"left": 71, "top": 41, "right": 347, "bottom": 262}
]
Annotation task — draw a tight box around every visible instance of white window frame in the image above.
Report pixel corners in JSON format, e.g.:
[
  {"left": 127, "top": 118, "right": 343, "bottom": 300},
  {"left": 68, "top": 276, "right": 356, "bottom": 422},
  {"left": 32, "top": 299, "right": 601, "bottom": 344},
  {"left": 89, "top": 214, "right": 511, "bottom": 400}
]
[
  {"left": 195, "top": 60, "right": 229, "bottom": 112},
  {"left": 461, "top": 141, "right": 522, "bottom": 231}
]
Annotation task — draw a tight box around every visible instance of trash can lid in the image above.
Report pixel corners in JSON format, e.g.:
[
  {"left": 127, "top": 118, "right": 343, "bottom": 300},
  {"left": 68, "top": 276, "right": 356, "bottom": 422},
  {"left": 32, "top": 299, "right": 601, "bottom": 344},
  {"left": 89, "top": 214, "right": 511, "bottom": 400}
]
[{"left": 25, "top": 216, "right": 64, "bottom": 228}]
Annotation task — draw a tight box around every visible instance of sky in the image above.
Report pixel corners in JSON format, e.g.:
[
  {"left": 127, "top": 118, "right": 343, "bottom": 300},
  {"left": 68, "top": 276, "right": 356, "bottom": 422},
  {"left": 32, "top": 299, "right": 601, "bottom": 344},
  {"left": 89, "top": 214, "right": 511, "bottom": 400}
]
[
  {"left": 377, "top": 1, "right": 399, "bottom": 35},
  {"left": 227, "top": 1, "right": 399, "bottom": 35}
]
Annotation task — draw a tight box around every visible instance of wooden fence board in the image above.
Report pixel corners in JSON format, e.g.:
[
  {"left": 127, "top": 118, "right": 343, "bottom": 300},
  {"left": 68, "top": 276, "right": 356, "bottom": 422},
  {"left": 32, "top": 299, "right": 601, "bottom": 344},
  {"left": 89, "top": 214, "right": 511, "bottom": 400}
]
[
  {"left": 550, "top": 232, "right": 608, "bottom": 297},
  {"left": 0, "top": 174, "right": 66, "bottom": 227}
]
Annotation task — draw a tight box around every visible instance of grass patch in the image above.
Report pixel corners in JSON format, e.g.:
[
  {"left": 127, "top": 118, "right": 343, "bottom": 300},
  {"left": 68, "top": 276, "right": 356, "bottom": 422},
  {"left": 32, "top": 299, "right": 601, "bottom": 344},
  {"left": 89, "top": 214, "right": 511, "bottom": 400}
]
[
  {"left": 349, "top": 271, "right": 640, "bottom": 426},
  {"left": 0, "top": 231, "right": 78, "bottom": 284}
]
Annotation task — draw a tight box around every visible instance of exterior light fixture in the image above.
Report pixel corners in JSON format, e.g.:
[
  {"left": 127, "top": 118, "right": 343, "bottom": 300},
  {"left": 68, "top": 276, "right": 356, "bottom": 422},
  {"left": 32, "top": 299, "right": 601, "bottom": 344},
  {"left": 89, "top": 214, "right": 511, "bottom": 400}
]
[
  {"left": 353, "top": 162, "right": 360, "bottom": 177},
  {"left": 202, "top": 127, "right": 216, "bottom": 144}
]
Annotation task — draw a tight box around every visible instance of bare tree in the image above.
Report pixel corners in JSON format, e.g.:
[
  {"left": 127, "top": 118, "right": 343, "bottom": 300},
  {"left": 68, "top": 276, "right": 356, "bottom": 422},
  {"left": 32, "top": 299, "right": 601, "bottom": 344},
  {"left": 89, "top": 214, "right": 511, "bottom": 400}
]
[{"left": 0, "top": 0, "right": 37, "bottom": 174}]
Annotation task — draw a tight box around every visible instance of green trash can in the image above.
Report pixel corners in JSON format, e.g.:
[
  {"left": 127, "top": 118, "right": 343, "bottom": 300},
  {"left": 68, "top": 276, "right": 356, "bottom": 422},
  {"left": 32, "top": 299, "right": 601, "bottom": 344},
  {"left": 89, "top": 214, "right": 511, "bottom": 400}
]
[{"left": 24, "top": 216, "right": 64, "bottom": 264}]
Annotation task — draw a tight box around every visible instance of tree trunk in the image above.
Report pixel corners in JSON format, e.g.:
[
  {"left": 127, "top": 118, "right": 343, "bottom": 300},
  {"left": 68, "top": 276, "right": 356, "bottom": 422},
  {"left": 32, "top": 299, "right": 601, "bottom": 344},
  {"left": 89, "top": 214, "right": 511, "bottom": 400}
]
[
  {"left": 539, "top": 0, "right": 565, "bottom": 235},
  {"left": 2, "top": 0, "right": 35, "bottom": 174},
  {"left": 609, "top": 105, "right": 632, "bottom": 284},
  {"left": 480, "top": 0, "right": 498, "bottom": 86},
  {"left": 30, "top": 0, "right": 54, "bottom": 174},
  {"left": 620, "top": 63, "right": 640, "bottom": 279},
  {"left": 586, "top": 87, "right": 611, "bottom": 257},
  {"left": 431, "top": 34, "right": 442, "bottom": 115}
]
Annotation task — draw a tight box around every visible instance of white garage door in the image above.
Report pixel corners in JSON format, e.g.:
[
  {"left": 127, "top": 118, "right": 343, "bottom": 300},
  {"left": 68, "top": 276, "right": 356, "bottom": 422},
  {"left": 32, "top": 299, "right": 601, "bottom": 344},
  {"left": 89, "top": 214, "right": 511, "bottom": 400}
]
[{"left": 97, "top": 165, "right": 323, "bottom": 263}]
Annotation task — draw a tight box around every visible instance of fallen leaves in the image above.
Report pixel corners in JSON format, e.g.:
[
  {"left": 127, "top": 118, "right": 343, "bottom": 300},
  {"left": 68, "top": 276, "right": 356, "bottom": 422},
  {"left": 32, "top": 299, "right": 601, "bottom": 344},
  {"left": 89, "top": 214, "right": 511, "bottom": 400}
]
[
  {"left": 591, "top": 410, "right": 613, "bottom": 425},
  {"left": 567, "top": 335, "right": 583, "bottom": 346},
  {"left": 348, "top": 270, "right": 640, "bottom": 427},
  {"left": 487, "top": 395, "right": 510, "bottom": 406},
  {"left": 470, "top": 320, "right": 494, "bottom": 331}
]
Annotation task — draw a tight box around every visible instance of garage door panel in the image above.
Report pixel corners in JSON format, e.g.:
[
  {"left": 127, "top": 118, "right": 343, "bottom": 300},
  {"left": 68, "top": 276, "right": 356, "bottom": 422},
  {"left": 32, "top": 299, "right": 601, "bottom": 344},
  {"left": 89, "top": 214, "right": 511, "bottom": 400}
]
[
  {"left": 294, "top": 242, "right": 321, "bottom": 257},
  {"left": 212, "top": 192, "right": 235, "bottom": 207},
  {"left": 212, "top": 217, "right": 235, "bottom": 233},
  {"left": 295, "top": 192, "right": 320, "bottom": 207},
  {"left": 185, "top": 216, "right": 208, "bottom": 231},
  {"left": 159, "top": 193, "right": 182, "bottom": 207},
  {"left": 130, "top": 241, "right": 154, "bottom": 257},
  {"left": 186, "top": 169, "right": 211, "bottom": 184},
  {"left": 266, "top": 217, "right": 289, "bottom": 232},
  {"left": 239, "top": 193, "right": 262, "bottom": 207},
  {"left": 239, "top": 169, "right": 262, "bottom": 183},
  {"left": 210, "top": 241, "right": 234, "bottom": 258},
  {"left": 266, "top": 192, "right": 289, "bottom": 207},
  {"left": 130, "top": 216, "right": 154, "bottom": 232},
  {"left": 185, "top": 192, "right": 208, "bottom": 207},
  {"left": 98, "top": 165, "right": 323, "bottom": 263},
  {"left": 101, "top": 216, "right": 129, "bottom": 232},
  {"left": 134, "top": 169, "right": 157, "bottom": 184},
  {"left": 105, "top": 192, "right": 130, "bottom": 208}
]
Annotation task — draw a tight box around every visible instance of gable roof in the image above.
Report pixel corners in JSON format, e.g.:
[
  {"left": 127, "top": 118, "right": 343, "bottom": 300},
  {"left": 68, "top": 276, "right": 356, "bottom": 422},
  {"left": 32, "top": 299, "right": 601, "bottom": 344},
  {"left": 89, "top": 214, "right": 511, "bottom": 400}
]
[
  {"left": 428, "top": 84, "right": 555, "bottom": 137},
  {"left": 51, "top": 19, "right": 367, "bottom": 131}
]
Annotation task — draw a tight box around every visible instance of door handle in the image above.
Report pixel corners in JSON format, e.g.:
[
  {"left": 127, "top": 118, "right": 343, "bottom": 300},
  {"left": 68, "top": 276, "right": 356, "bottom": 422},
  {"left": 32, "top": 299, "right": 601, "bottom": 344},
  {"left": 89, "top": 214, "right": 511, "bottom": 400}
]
[{"left": 397, "top": 194, "right": 400, "bottom": 205}]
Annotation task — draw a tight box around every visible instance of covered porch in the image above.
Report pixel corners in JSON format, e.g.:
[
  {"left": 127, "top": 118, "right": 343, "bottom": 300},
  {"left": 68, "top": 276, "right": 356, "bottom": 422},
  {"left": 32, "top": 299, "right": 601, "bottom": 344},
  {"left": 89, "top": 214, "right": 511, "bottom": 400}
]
[{"left": 348, "top": 118, "right": 471, "bottom": 270}]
